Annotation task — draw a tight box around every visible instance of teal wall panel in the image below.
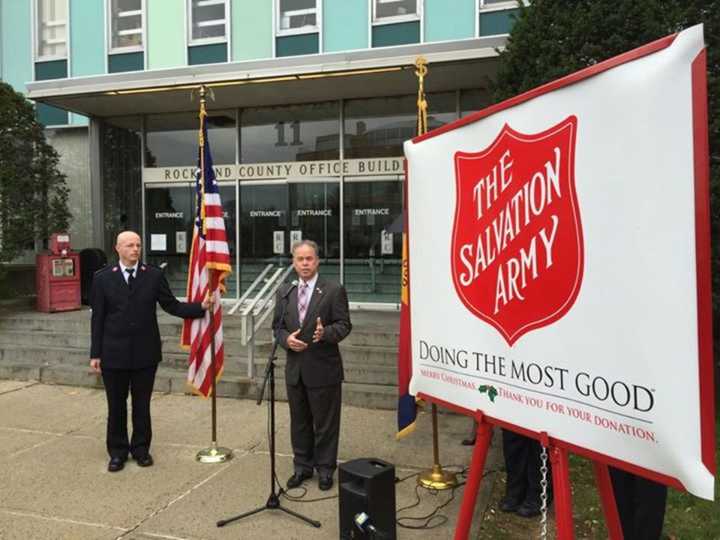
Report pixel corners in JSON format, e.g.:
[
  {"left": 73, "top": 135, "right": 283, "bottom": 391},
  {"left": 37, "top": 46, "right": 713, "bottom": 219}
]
[
  {"left": 71, "top": 114, "right": 89, "bottom": 126},
  {"left": 372, "top": 21, "right": 420, "bottom": 48},
  {"left": 1, "top": 0, "right": 33, "bottom": 91},
  {"left": 323, "top": 0, "right": 367, "bottom": 52},
  {"left": 276, "top": 34, "right": 319, "bottom": 57},
  {"left": 232, "top": 0, "right": 272, "bottom": 61},
  {"left": 37, "top": 103, "right": 69, "bottom": 126},
  {"left": 70, "top": 0, "right": 105, "bottom": 76},
  {"left": 35, "top": 60, "right": 68, "bottom": 80},
  {"left": 148, "top": 0, "right": 186, "bottom": 69},
  {"left": 479, "top": 8, "right": 519, "bottom": 36},
  {"left": 425, "top": 0, "right": 475, "bottom": 42},
  {"left": 108, "top": 52, "right": 144, "bottom": 73},
  {"left": 189, "top": 43, "right": 228, "bottom": 65}
]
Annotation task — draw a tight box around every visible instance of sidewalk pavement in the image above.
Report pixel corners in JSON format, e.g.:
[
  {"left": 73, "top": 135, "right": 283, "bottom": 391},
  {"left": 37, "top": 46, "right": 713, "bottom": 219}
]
[{"left": 0, "top": 380, "right": 503, "bottom": 540}]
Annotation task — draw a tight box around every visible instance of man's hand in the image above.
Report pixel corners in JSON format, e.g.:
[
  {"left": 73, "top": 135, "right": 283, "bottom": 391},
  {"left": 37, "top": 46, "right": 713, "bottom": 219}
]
[
  {"left": 90, "top": 358, "right": 101, "bottom": 373},
  {"left": 312, "top": 317, "right": 324, "bottom": 343},
  {"left": 287, "top": 329, "right": 308, "bottom": 352},
  {"left": 201, "top": 291, "right": 214, "bottom": 311}
]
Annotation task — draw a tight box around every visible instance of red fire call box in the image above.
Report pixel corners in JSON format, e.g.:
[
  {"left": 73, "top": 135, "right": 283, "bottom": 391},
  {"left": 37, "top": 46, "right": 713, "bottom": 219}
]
[{"left": 36, "top": 233, "right": 81, "bottom": 313}]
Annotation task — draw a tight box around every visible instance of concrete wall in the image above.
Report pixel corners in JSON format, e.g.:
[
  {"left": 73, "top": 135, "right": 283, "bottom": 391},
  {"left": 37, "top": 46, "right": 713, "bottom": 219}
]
[{"left": 44, "top": 127, "right": 94, "bottom": 251}]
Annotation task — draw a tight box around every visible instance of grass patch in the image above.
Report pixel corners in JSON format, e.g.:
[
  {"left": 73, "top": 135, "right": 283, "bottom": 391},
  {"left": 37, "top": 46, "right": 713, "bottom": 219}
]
[{"left": 478, "top": 418, "right": 720, "bottom": 539}]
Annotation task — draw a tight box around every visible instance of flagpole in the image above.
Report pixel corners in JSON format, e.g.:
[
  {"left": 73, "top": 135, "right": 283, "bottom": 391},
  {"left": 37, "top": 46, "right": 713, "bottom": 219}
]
[
  {"left": 413, "top": 57, "right": 458, "bottom": 491},
  {"left": 195, "top": 84, "right": 233, "bottom": 464}
]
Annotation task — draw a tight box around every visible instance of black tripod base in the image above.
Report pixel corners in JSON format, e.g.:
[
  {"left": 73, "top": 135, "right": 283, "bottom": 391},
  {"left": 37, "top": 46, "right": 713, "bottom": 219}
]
[{"left": 217, "top": 492, "right": 321, "bottom": 529}]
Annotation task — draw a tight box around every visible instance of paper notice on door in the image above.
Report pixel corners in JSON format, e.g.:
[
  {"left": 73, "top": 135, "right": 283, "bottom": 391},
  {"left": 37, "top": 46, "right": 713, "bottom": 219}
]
[
  {"left": 290, "top": 230, "right": 302, "bottom": 246},
  {"left": 176, "top": 231, "right": 187, "bottom": 254},
  {"left": 381, "top": 230, "right": 394, "bottom": 255},
  {"left": 273, "top": 230, "right": 285, "bottom": 254},
  {"left": 151, "top": 234, "right": 167, "bottom": 251}
]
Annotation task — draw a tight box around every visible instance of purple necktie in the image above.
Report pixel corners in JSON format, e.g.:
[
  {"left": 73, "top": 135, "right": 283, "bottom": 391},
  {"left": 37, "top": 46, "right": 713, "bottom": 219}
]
[{"left": 297, "top": 282, "right": 308, "bottom": 325}]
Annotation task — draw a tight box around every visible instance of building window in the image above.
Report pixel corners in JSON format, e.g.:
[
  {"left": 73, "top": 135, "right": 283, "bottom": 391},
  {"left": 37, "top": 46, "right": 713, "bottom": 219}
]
[
  {"left": 478, "top": 0, "right": 525, "bottom": 37},
  {"left": 240, "top": 102, "right": 339, "bottom": 164},
  {"left": 276, "top": 0, "right": 318, "bottom": 36},
  {"left": 35, "top": 0, "right": 68, "bottom": 60},
  {"left": 188, "top": 0, "right": 228, "bottom": 44},
  {"left": 372, "top": 0, "right": 420, "bottom": 25},
  {"left": 109, "top": 0, "right": 144, "bottom": 52},
  {"left": 145, "top": 111, "right": 237, "bottom": 168}
]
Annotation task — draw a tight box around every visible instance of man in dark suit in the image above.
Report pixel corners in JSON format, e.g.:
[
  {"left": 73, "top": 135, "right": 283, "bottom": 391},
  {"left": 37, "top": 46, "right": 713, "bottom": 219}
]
[
  {"left": 500, "top": 430, "right": 549, "bottom": 518},
  {"left": 90, "top": 231, "right": 211, "bottom": 472},
  {"left": 609, "top": 467, "right": 668, "bottom": 539},
  {"left": 273, "top": 239, "right": 351, "bottom": 491}
]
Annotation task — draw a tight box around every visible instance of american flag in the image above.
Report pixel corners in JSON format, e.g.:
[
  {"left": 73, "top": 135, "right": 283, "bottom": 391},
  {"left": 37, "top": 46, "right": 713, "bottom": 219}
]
[{"left": 181, "top": 106, "right": 232, "bottom": 397}]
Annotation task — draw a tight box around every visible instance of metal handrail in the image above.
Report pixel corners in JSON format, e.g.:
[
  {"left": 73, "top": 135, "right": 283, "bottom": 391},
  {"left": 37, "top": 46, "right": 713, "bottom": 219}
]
[
  {"left": 240, "top": 267, "right": 283, "bottom": 345},
  {"left": 228, "top": 263, "right": 274, "bottom": 315},
  {"left": 239, "top": 264, "right": 294, "bottom": 378}
]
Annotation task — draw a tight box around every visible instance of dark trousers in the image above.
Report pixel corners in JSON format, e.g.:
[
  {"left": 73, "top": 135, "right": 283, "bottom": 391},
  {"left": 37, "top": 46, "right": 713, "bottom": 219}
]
[
  {"left": 286, "top": 379, "right": 342, "bottom": 477},
  {"left": 502, "top": 429, "right": 549, "bottom": 505},
  {"left": 609, "top": 467, "right": 667, "bottom": 540},
  {"left": 101, "top": 364, "right": 157, "bottom": 460}
]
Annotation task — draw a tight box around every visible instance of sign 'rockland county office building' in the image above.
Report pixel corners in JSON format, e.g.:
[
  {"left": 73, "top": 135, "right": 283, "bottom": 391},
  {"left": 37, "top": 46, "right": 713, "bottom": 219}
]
[{"left": 4, "top": 0, "right": 526, "bottom": 305}]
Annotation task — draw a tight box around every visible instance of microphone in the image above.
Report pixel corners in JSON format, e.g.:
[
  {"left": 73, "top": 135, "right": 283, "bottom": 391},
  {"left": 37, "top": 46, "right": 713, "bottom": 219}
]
[{"left": 281, "top": 280, "right": 299, "bottom": 299}]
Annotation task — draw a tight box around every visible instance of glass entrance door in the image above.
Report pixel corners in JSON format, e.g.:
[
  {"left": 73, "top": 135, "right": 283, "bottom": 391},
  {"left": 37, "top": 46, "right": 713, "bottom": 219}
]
[
  {"left": 145, "top": 183, "right": 237, "bottom": 297},
  {"left": 238, "top": 181, "right": 340, "bottom": 293},
  {"left": 344, "top": 179, "right": 403, "bottom": 303},
  {"left": 239, "top": 182, "right": 289, "bottom": 294}
]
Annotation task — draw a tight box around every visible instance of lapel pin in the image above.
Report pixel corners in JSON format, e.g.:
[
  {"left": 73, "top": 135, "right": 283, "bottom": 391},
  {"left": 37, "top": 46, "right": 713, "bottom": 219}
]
[
  {"left": 112, "top": 266, "right": 118, "bottom": 272},
  {"left": 141, "top": 265, "right": 146, "bottom": 271},
  {"left": 316, "top": 288, "right": 323, "bottom": 295}
]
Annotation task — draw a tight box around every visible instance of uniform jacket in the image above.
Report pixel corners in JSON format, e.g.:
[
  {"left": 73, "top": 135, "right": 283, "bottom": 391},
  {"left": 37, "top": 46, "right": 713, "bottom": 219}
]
[
  {"left": 273, "top": 276, "right": 351, "bottom": 387},
  {"left": 90, "top": 263, "right": 204, "bottom": 370}
]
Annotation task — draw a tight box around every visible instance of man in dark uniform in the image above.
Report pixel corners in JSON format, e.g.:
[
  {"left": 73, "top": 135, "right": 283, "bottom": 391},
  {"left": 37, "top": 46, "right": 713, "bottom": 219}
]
[
  {"left": 500, "top": 430, "right": 549, "bottom": 517},
  {"left": 609, "top": 467, "right": 668, "bottom": 539},
  {"left": 90, "top": 231, "right": 211, "bottom": 472},
  {"left": 273, "top": 240, "right": 351, "bottom": 491}
]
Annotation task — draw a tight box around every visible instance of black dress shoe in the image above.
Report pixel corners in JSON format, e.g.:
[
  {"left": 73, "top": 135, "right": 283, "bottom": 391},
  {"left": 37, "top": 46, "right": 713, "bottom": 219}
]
[
  {"left": 318, "top": 475, "right": 333, "bottom": 491},
  {"left": 108, "top": 457, "right": 125, "bottom": 472},
  {"left": 287, "top": 471, "right": 312, "bottom": 488},
  {"left": 135, "top": 454, "right": 154, "bottom": 467},
  {"left": 499, "top": 495, "right": 522, "bottom": 513},
  {"left": 516, "top": 500, "right": 541, "bottom": 518}
]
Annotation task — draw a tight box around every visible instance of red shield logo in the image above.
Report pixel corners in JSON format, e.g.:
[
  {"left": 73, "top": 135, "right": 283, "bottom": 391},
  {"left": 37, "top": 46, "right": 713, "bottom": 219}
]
[{"left": 451, "top": 116, "right": 583, "bottom": 345}]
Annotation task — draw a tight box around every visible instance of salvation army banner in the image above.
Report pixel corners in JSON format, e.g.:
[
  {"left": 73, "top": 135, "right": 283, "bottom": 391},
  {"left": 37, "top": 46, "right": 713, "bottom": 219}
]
[{"left": 404, "top": 25, "right": 715, "bottom": 499}]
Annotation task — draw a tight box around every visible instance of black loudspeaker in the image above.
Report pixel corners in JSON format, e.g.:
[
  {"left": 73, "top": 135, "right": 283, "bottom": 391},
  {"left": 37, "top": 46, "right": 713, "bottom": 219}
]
[{"left": 338, "top": 458, "right": 396, "bottom": 540}]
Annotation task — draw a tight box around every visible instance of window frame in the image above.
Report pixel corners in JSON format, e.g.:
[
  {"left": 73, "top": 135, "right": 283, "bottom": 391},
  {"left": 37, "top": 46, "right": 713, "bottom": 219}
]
[
  {"left": 274, "top": 0, "right": 321, "bottom": 38},
  {"left": 107, "top": 0, "right": 146, "bottom": 55},
  {"left": 371, "top": 0, "right": 421, "bottom": 27},
  {"left": 476, "top": 0, "right": 528, "bottom": 37},
  {"left": 33, "top": 0, "right": 70, "bottom": 62},
  {"left": 187, "top": 0, "right": 229, "bottom": 46}
]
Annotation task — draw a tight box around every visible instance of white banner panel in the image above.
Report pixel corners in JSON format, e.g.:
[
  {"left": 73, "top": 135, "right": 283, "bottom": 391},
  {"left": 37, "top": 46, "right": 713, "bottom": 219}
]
[{"left": 404, "top": 26, "right": 714, "bottom": 499}]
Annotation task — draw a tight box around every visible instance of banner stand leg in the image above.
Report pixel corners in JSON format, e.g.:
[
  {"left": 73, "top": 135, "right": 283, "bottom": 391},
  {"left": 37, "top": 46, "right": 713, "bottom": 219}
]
[
  {"left": 550, "top": 444, "right": 575, "bottom": 540},
  {"left": 592, "top": 461, "right": 624, "bottom": 540},
  {"left": 454, "top": 413, "right": 492, "bottom": 540}
]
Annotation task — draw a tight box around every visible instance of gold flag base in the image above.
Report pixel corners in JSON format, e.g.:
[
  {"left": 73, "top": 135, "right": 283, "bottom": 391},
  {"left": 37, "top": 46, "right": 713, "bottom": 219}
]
[
  {"left": 196, "top": 443, "right": 233, "bottom": 463},
  {"left": 417, "top": 464, "right": 459, "bottom": 491}
]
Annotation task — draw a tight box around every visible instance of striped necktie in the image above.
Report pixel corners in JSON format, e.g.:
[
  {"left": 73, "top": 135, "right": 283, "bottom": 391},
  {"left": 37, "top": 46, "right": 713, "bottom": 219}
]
[{"left": 297, "top": 282, "right": 308, "bottom": 325}]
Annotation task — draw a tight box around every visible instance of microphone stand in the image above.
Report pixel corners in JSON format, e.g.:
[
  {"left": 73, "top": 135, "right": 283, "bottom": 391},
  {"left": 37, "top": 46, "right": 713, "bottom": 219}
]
[{"left": 217, "top": 292, "right": 321, "bottom": 530}]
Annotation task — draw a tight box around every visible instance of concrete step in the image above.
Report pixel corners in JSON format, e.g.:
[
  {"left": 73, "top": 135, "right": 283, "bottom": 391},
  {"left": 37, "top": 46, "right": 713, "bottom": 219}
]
[
  {"left": 0, "top": 315, "right": 400, "bottom": 348},
  {"left": 0, "top": 331, "right": 397, "bottom": 368},
  {"left": 0, "top": 344, "right": 398, "bottom": 386},
  {"left": 0, "top": 362, "right": 398, "bottom": 409}
]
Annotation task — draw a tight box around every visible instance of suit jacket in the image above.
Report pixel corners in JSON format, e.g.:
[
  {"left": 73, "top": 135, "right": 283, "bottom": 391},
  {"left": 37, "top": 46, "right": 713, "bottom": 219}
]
[
  {"left": 273, "top": 275, "right": 351, "bottom": 387},
  {"left": 90, "top": 263, "right": 205, "bottom": 370}
]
